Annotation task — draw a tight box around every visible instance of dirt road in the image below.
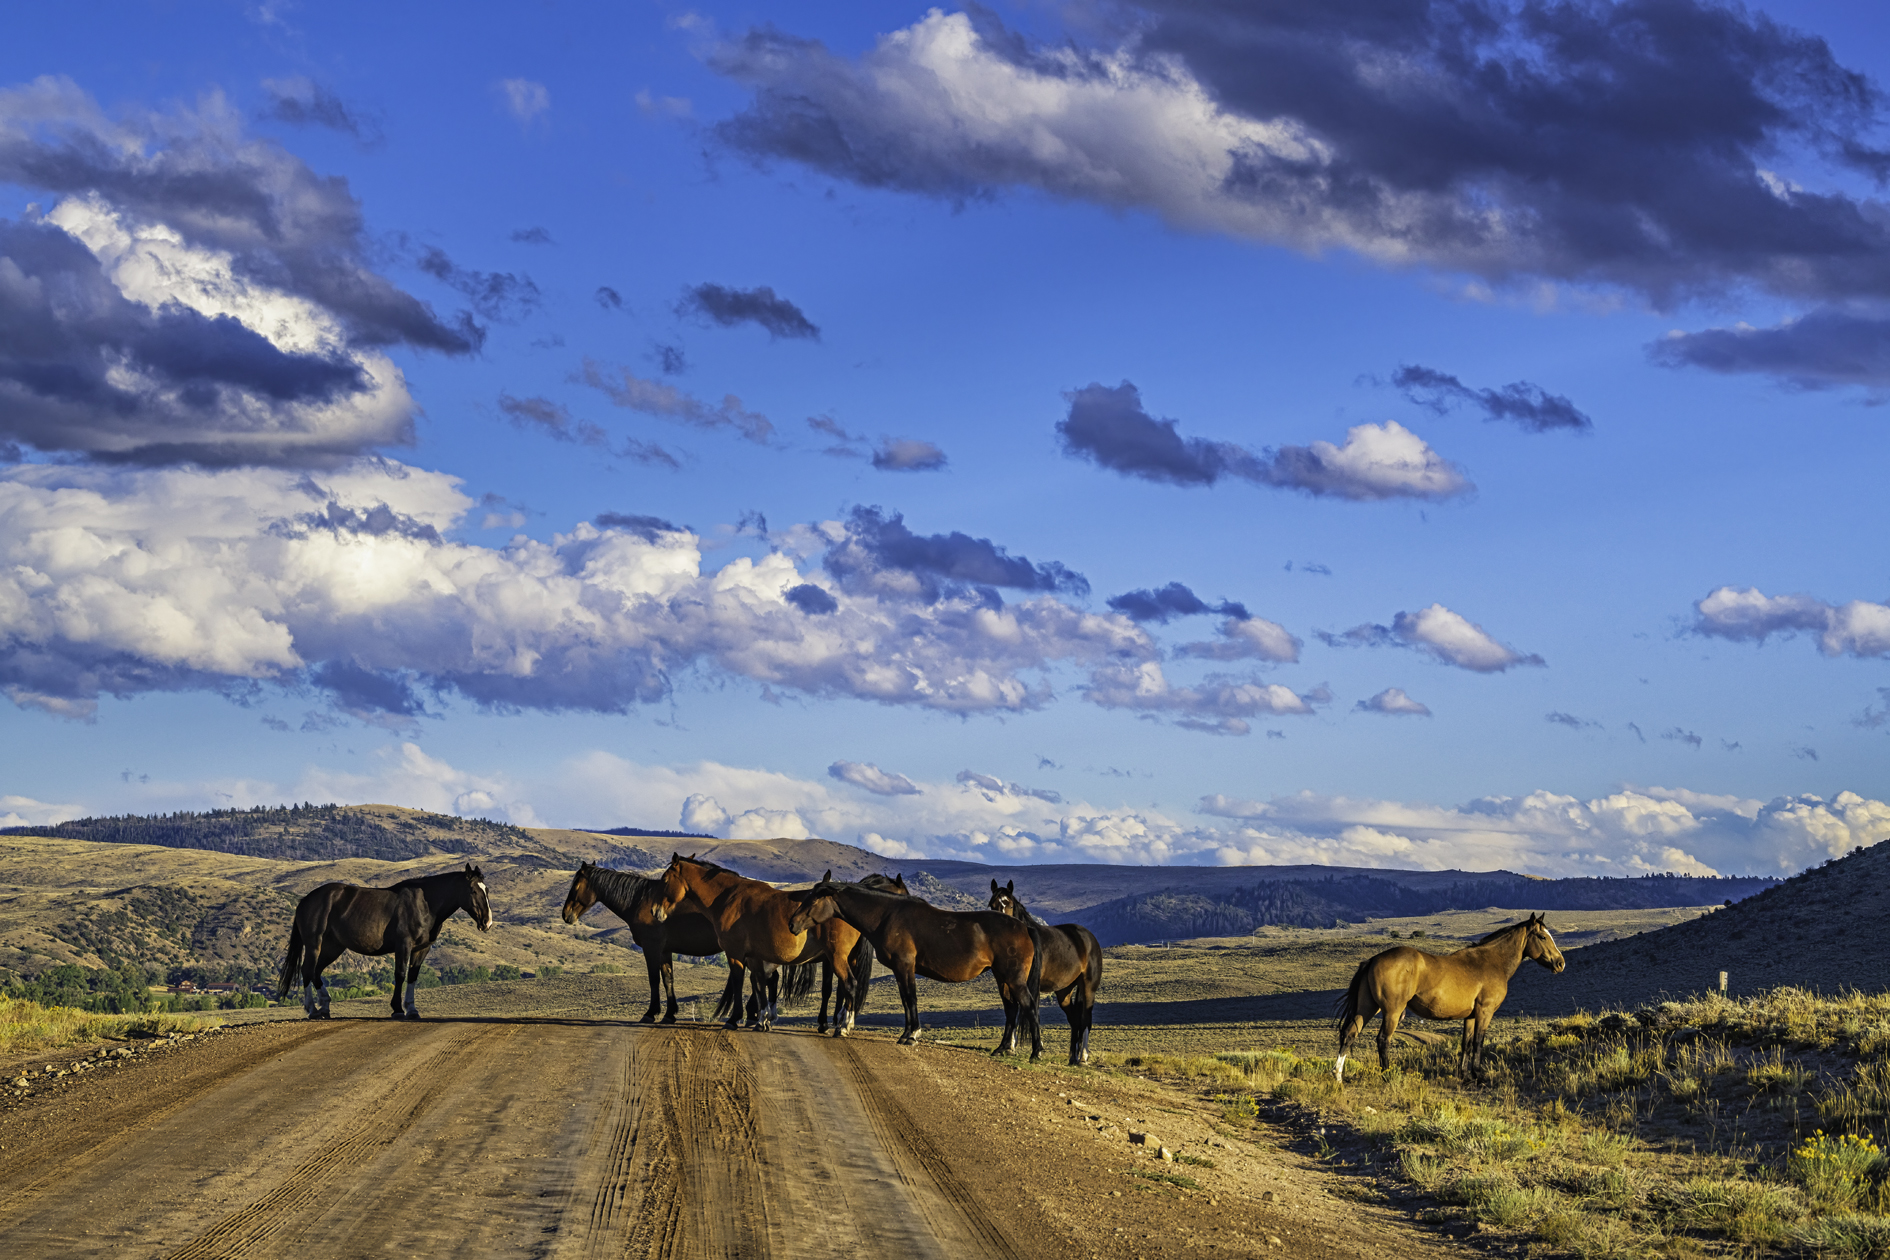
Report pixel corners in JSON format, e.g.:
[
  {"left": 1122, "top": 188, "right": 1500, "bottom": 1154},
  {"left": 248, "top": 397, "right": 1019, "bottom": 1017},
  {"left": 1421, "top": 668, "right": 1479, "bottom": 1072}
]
[{"left": 0, "top": 1012, "right": 1473, "bottom": 1259}]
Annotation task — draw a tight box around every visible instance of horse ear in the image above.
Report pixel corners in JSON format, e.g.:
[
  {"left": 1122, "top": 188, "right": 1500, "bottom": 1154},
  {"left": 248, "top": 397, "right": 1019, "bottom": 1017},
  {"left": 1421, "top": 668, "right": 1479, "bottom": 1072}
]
[
  {"left": 991, "top": 878, "right": 1000, "bottom": 893},
  {"left": 823, "top": 869, "right": 832, "bottom": 882},
  {"left": 1005, "top": 880, "right": 1015, "bottom": 894}
]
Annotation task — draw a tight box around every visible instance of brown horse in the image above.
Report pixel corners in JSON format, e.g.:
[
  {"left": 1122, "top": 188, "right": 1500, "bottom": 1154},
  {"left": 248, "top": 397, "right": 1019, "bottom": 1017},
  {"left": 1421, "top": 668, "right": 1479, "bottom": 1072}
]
[
  {"left": 1334, "top": 913, "right": 1565, "bottom": 1083},
  {"left": 790, "top": 879, "right": 1046, "bottom": 1061},
  {"left": 987, "top": 878, "right": 1103, "bottom": 1065},
  {"left": 654, "top": 855, "right": 858, "bottom": 1031}
]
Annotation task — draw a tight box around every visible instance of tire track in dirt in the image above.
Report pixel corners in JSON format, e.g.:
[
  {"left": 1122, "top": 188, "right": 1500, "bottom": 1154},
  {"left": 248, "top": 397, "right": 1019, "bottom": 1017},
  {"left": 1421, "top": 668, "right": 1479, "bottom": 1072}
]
[
  {"left": 621, "top": 1028, "right": 773, "bottom": 1260},
  {"left": 0, "top": 1023, "right": 340, "bottom": 1228},
  {"left": 167, "top": 1026, "right": 501, "bottom": 1258},
  {"left": 826, "top": 1037, "right": 1023, "bottom": 1260}
]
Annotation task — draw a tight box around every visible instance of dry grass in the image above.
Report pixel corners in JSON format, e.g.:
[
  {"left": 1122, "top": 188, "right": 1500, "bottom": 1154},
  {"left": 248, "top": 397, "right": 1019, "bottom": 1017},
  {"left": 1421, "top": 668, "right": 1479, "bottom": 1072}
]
[
  {"left": 0, "top": 994, "right": 221, "bottom": 1055},
  {"left": 1090, "top": 988, "right": 1890, "bottom": 1258}
]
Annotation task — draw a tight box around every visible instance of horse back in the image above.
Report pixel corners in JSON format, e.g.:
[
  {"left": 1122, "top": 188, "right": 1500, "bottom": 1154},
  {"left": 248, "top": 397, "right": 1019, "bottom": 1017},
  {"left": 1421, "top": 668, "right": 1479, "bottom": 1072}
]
[
  {"left": 311, "top": 883, "right": 429, "bottom": 957},
  {"left": 1371, "top": 945, "right": 1504, "bottom": 1021}
]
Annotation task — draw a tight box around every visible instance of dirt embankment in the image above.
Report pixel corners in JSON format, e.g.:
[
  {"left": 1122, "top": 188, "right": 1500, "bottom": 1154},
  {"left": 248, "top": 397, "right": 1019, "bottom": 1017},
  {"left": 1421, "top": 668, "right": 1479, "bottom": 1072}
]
[{"left": 0, "top": 993, "right": 1475, "bottom": 1259}]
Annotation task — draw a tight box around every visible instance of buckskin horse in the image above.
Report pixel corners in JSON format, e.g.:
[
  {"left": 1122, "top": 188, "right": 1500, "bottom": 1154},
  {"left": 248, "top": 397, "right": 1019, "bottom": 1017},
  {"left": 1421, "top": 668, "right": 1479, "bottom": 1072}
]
[
  {"left": 790, "top": 878, "right": 1046, "bottom": 1061},
  {"left": 1334, "top": 913, "right": 1565, "bottom": 1083},
  {"left": 277, "top": 864, "right": 494, "bottom": 1019},
  {"left": 561, "top": 862, "right": 728, "bottom": 1024},
  {"left": 987, "top": 878, "right": 1104, "bottom": 1065},
  {"left": 652, "top": 855, "right": 855, "bottom": 1031}
]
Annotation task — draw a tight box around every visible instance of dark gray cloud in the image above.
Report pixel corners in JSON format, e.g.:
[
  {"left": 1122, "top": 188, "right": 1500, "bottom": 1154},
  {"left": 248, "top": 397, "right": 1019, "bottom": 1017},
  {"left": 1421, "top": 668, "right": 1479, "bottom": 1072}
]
[
  {"left": 1107, "top": 582, "right": 1248, "bottom": 624},
  {"left": 595, "top": 285, "right": 624, "bottom": 310},
  {"left": 577, "top": 360, "right": 774, "bottom": 443},
  {"left": 1059, "top": 381, "right": 1468, "bottom": 501},
  {"left": 499, "top": 394, "right": 683, "bottom": 468},
  {"left": 1651, "top": 308, "right": 1890, "bottom": 389},
  {"left": 708, "top": 4, "right": 1890, "bottom": 310},
  {"left": 1794, "top": 745, "right": 1820, "bottom": 761},
  {"left": 786, "top": 583, "right": 840, "bottom": 615},
  {"left": 1663, "top": 727, "right": 1704, "bottom": 749},
  {"left": 0, "top": 219, "right": 392, "bottom": 465},
  {"left": 652, "top": 343, "right": 687, "bottom": 375},
  {"left": 279, "top": 499, "right": 443, "bottom": 544},
  {"left": 1285, "top": 561, "right": 1332, "bottom": 576},
  {"left": 871, "top": 438, "right": 947, "bottom": 471},
  {"left": 1058, "top": 382, "right": 1254, "bottom": 486},
  {"left": 1392, "top": 364, "right": 1592, "bottom": 432},
  {"left": 510, "top": 227, "right": 553, "bottom": 245},
  {"left": 0, "top": 79, "right": 476, "bottom": 355},
  {"left": 595, "top": 512, "right": 688, "bottom": 542},
  {"left": 498, "top": 393, "right": 606, "bottom": 446},
  {"left": 260, "top": 78, "right": 382, "bottom": 145},
  {"left": 826, "top": 505, "right": 1088, "bottom": 601},
  {"left": 679, "top": 282, "right": 819, "bottom": 340},
  {"left": 1546, "top": 711, "right": 1600, "bottom": 730},
  {"left": 311, "top": 660, "right": 426, "bottom": 718},
  {"left": 416, "top": 247, "right": 540, "bottom": 322}
]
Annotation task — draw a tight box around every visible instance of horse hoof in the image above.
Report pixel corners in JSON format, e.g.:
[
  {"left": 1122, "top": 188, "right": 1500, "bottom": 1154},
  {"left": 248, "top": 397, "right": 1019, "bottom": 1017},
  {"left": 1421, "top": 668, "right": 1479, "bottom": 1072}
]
[
  {"left": 659, "top": 1015, "right": 677, "bottom": 1026},
  {"left": 639, "top": 1014, "right": 657, "bottom": 1025}
]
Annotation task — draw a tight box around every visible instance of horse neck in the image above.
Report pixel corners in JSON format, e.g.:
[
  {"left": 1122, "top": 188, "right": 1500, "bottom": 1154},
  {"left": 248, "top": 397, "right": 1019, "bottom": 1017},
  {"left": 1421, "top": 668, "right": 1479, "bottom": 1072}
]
[
  {"left": 588, "top": 868, "right": 652, "bottom": 918},
  {"left": 677, "top": 862, "right": 736, "bottom": 910},
  {"left": 1481, "top": 926, "right": 1531, "bottom": 977},
  {"left": 417, "top": 874, "right": 464, "bottom": 919},
  {"left": 836, "top": 886, "right": 892, "bottom": 934},
  {"left": 1012, "top": 898, "right": 1042, "bottom": 928}
]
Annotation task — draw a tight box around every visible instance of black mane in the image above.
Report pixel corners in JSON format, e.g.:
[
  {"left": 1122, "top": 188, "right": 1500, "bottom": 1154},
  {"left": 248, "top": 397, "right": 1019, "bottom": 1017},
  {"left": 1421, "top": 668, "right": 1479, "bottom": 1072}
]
[
  {"left": 587, "top": 865, "right": 657, "bottom": 911},
  {"left": 1476, "top": 918, "right": 1535, "bottom": 945}
]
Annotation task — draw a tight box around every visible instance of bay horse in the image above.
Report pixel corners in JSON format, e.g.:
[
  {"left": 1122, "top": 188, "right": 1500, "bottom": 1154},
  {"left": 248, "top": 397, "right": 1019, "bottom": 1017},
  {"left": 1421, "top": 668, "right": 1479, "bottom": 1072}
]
[
  {"left": 1334, "top": 913, "right": 1565, "bottom": 1083},
  {"left": 790, "top": 879, "right": 1046, "bottom": 1061},
  {"left": 561, "top": 862, "right": 727, "bottom": 1023},
  {"left": 277, "top": 863, "right": 494, "bottom": 1019},
  {"left": 987, "top": 878, "right": 1103, "bottom": 1065},
  {"left": 652, "top": 855, "right": 855, "bottom": 1032}
]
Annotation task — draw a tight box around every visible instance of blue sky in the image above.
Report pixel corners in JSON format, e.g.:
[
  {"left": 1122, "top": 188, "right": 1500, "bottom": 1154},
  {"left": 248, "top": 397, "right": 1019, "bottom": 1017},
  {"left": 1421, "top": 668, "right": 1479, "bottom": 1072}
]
[{"left": 2, "top": 1, "right": 1889, "bottom": 877}]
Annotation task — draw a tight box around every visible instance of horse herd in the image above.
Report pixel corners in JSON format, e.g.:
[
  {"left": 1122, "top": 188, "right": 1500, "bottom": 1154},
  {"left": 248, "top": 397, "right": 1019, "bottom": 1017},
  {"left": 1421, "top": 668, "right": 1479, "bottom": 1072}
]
[
  {"left": 276, "top": 856, "right": 1566, "bottom": 1076},
  {"left": 277, "top": 855, "right": 1105, "bottom": 1065}
]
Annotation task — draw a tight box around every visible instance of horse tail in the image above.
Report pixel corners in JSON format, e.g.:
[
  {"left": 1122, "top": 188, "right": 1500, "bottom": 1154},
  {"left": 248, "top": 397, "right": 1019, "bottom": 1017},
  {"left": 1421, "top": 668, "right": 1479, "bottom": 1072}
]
[
  {"left": 848, "top": 934, "right": 873, "bottom": 1012},
  {"left": 277, "top": 920, "right": 304, "bottom": 1001},
  {"left": 781, "top": 961, "right": 819, "bottom": 1004},
  {"left": 712, "top": 963, "right": 742, "bottom": 1022},
  {"left": 1079, "top": 926, "right": 1103, "bottom": 996},
  {"left": 1334, "top": 955, "right": 1374, "bottom": 1033},
  {"left": 1025, "top": 922, "right": 1047, "bottom": 1006}
]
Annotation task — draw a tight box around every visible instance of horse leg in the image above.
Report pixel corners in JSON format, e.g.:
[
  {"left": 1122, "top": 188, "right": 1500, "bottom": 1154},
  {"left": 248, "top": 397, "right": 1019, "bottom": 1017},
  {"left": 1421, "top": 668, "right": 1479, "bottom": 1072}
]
[
  {"left": 895, "top": 965, "right": 921, "bottom": 1045},
  {"left": 818, "top": 963, "right": 833, "bottom": 1035},
  {"left": 717, "top": 964, "right": 746, "bottom": 1030},
  {"left": 1057, "top": 983, "right": 1085, "bottom": 1067},
  {"left": 389, "top": 943, "right": 410, "bottom": 1018},
  {"left": 1469, "top": 1002, "right": 1497, "bottom": 1081},
  {"left": 1336, "top": 990, "right": 1380, "bottom": 1084},
  {"left": 640, "top": 946, "right": 663, "bottom": 1023},
  {"left": 404, "top": 946, "right": 426, "bottom": 1017},
  {"left": 1377, "top": 1001, "right": 1408, "bottom": 1073},
  {"left": 660, "top": 953, "right": 679, "bottom": 1024},
  {"left": 312, "top": 941, "right": 344, "bottom": 1019}
]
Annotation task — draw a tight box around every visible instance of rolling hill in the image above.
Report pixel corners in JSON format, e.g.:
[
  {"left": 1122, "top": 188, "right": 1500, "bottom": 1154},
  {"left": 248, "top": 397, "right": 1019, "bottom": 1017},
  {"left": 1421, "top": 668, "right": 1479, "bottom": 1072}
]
[{"left": 1502, "top": 839, "right": 1890, "bottom": 1015}]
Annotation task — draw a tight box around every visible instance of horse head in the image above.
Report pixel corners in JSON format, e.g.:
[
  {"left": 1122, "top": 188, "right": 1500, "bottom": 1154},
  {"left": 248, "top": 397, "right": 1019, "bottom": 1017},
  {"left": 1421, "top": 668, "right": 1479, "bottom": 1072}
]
[
  {"left": 561, "top": 862, "right": 597, "bottom": 925},
  {"left": 1525, "top": 913, "right": 1565, "bottom": 973},
  {"left": 988, "top": 878, "right": 1019, "bottom": 918},
  {"left": 790, "top": 875, "right": 843, "bottom": 935},
  {"left": 463, "top": 863, "right": 495, "bottom": 932},
  {"left": 652, "top": 854, "right": 698, "bottom": 924}
]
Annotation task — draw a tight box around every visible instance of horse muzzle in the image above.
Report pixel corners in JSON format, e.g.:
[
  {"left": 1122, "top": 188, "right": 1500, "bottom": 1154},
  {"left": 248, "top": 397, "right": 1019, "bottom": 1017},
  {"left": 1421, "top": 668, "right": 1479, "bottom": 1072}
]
[{"left": 561, "top": 906, "right": 579, "bottom": 926}]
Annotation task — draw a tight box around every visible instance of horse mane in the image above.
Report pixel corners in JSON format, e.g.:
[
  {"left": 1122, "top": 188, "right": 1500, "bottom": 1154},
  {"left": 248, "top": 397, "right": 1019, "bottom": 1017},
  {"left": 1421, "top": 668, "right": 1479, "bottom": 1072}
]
[
  {"left": 388, "top": 869, "right": 467, "bottom": 891},
  {"left": 675, "top": 855, "right": 737, "bottom": 880},
  {"left": 1475, "top": 918, "right": 1534, "bottom": 945},
  {"left": 588, "top": 865, "right": 656, "bottom": 908},
  {"left": 857, "top": 873, "right": 903, "bottom": 893}
]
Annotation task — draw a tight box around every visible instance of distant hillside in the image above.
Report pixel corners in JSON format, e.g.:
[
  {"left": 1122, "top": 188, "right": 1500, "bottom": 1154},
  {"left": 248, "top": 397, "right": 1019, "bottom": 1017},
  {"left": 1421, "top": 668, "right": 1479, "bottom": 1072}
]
[
  {"left": 1076, "top": 871, "right": 1777, "bottom": 945},
  {"left": 1503, "top": 842, "right": 1890, "bottom": 1016},
  {"left": 6, "top": 803, "right": 532, "bottom": 863}
]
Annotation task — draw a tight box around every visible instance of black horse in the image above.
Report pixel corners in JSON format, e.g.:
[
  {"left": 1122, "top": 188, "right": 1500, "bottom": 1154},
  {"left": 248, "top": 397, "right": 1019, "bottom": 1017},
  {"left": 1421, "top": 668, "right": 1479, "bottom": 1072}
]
[
  {"left": 562, "top": 862, "right": 726, "bottom": 1024},
  {"left": 277, "top": 863, "right": 494, "bottom": 1019},
  {"left": 987, "top": 878, "right": 1104, "bottom": 1065}
]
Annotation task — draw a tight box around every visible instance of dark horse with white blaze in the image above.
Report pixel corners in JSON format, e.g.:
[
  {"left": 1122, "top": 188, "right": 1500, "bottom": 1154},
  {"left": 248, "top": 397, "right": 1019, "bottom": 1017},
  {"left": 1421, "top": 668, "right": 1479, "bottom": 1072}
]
[
  {"left": 987, "top": 878, "right": 1103, "bottom": 1065},
  {"left": 561, "top": 862, "right": 725, "bottom": 1024},
  {"left": 277, "top": 864, "right": 494, "bottom": 1019},
  {"left": 1334, "top": 913, "right": 1565, "bottom": 1083},
  {"left": 790, "top": 879, "right": 1047, "bottom": 1061}
]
